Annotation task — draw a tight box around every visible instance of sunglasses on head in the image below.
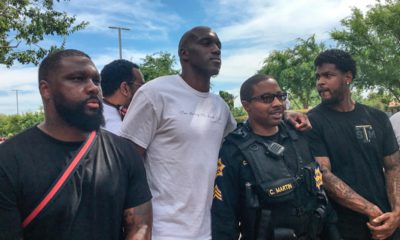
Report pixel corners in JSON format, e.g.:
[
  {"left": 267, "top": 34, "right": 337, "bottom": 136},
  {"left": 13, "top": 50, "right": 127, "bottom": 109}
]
[{"left": 249, "top": 92, "right": 288, "bottom": 104}]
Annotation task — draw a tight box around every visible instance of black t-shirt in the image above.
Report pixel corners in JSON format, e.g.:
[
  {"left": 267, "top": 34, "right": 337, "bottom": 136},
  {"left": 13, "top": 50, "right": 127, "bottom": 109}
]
[
  {"left": 0, "top": 127, "right": 152, "bottom": 240},
  {"left": 307, "top": 103, "right": 399, "bottom": 238}
]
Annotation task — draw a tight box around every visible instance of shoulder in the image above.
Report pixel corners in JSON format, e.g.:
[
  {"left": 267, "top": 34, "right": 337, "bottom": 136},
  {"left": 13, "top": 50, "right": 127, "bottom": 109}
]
[
  {"left": 357, "top": 103, "right": 389, "bottom": 120},
  {"left": 0, "top": 126, "right": 38, "bottom": 151}
]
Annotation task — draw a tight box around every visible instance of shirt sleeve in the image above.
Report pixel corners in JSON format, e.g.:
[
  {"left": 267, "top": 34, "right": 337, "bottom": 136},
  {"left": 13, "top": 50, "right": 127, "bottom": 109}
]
[
  {"left": 306, "top": 113, "right": 329, "bottom": 157},
  {"left": 120, "top": 90, "right": 158, "bottom": 149},
  {"left": 0, "top": 147, "right": 23, "bottom": 239},
  {"left": 224, "top": 112, "right": 237, "bottom": 138},
  {"left": 382, "top": 112, "right": 399, "bottom": 156},
  {"left": 390, "top": 112, "right": 400, "bottom": 148},
  {"left": 124, "top": 142, "right": 152, "bottom": 209},
  {"left": 211, "top": 144, "right": 241, "bottom": 240}
]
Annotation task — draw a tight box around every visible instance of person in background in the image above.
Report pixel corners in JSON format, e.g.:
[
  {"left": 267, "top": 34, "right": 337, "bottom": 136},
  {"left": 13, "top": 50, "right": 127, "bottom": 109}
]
[
  {"left": 101, "top": 59, "right": 144, "bottom": 135},
  {"left": 390, "top": 111, "right": 400, "bottom": 146}
]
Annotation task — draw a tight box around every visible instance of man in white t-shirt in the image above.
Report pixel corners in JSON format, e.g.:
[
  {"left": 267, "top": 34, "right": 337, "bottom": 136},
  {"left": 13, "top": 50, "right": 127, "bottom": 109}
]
[
  {"left": 121, "top": 26, "right": 311, "bottom": 240},
  {"left": 100, "top": 59, "right": 144, "bottom": 135},
  {"left": 390, "top": 111, "right": 400, "bottom": 146}
]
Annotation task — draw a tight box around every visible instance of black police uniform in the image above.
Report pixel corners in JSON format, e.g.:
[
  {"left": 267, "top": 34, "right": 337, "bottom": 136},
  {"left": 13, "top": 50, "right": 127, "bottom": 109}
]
[{"left": 211, "top": 121, "right": 340, "bottom": 240}]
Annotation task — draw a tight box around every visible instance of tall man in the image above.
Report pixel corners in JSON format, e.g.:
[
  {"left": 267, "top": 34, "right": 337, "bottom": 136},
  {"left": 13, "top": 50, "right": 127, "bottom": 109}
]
[
  {"left": 121, "top": 26, "right": 310, "bottom": 239},
  {"left": 0, "top": 49, "right": 152, "bottom": 240},
  {"left": 101, "top": 59, "right": 144, "bottom": 135},
  {"left": 307, "top": 49, "right": 400, "bottom": 240}
]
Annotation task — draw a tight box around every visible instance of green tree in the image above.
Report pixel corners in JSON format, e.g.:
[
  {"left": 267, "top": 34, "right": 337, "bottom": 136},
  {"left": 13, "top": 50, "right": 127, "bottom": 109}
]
[
  {"left": 139, "top": 52, "right": 180, "bottom": 81},
  {"left": 331, "top": 0, "right": 400, "bottom": 101},
  {"left": 0, "top": 111, "right": 44, "bottom": 137},
  {"left": 258, "top": 35, "right": 325, "bottom": 109},
  {"left": 1, "top": 0, "right": 88, "bottom": 67},
  {"left": 219, "top": 90, "right": 235, "bottom": 111}
]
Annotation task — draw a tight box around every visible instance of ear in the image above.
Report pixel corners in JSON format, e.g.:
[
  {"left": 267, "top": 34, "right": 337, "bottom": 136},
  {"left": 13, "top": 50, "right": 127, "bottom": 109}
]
[
  {"left": 179, "top": 48, "right": 189, "bottom": 61},
  {"left": 39, "top": 80, "right": 51, "bottom": 100},
  {"left": 119, "top": 82, "right": 131, "bottom": 97},
  {"left": 241, "top": 100, "right": 251, "bottom": 113},
  {"left": 344, "top": 71, "right": 353, "bottom": 85}
]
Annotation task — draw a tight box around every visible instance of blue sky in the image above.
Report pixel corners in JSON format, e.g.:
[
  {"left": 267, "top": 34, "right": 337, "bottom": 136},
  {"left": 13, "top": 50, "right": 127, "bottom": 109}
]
[{"left": 0, "top": 0, "right": 376, "bottom": 115}]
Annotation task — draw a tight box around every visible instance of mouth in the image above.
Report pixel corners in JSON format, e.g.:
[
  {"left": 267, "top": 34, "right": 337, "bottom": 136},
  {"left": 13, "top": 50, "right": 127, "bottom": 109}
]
[
  {"left": 86, "top": 97, "right": 100, "bottom": 109},
  {"left": 269, "top": 108, "right": 284, "bottom": 119},
  {"left": 318, "top": 88, "right": 331, "bottom": 98},
  {"left": 210, "top": 58, "right": 221, "bottom": 63}
]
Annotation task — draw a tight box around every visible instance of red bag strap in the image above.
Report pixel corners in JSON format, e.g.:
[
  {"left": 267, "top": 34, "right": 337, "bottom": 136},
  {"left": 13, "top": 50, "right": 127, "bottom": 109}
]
[{"left": 21, "top": 130, "right": 97, "bottom": 228}]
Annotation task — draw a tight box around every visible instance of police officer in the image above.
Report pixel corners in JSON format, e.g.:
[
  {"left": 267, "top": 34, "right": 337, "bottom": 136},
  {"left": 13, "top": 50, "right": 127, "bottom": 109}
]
[{"left": 211, "top": 74, "right": 340, "bottom": 240}]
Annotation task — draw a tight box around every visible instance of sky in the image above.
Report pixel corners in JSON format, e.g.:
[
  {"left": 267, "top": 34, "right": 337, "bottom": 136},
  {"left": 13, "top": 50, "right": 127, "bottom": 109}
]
[{"left": 0, "top": 0, "right": 377, "bottom": 115}]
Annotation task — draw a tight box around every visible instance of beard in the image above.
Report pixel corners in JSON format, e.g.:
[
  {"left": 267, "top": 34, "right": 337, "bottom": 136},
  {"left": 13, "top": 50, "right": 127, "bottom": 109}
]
[
  {"left": 53, "top": 94, "right": 105, "bottom": 132},
  {"left": 320, "top": 82, "right": 347, "bottom": 106}
]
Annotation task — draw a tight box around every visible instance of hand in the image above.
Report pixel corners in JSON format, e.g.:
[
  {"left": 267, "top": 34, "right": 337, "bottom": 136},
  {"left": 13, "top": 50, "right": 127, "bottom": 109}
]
[
  {"left": 284, "top": 111, "right": 312, "bottom": 131},
  {"left": 367, "top": 211, "right": 400, "bottom": 240}
]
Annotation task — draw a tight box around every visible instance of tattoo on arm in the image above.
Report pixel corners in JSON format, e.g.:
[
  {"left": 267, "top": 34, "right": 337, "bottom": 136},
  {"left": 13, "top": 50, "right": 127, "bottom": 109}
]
[
  {"left": 315, "top": 157, "right": 378, "bottom": 217},
  {"left": 123, "top": 201, "right": 152, "bottom": 240},
  {"left": 383, "top": 151, "right": 400, "bottom": 212}
]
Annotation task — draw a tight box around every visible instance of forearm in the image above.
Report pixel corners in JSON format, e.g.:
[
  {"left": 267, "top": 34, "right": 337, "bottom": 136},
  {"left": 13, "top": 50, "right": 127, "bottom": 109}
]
[
  {"left": 321, "top": 166, "right": 379, "bottom": 216},
  {"left": 384, "top": 152, "right": 400, "bottom": 213},
  {"left": 124, "top": 201, "right": 152, "bottom": 240}
]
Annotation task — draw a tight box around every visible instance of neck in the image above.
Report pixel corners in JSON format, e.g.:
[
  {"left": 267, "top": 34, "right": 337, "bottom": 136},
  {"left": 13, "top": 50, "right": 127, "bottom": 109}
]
[
  {"left": 180, "top": 69, "right": 210, "bottom": 92},
  {"left": 248, "top": 119, "right": 279, "bottom": 136},
  {"left": 38, "top": 118, "right": 90, "bottom": 142},
  {"left": 103, "top": 94, "right": 125, "bottom": 107},
  {"left": 329, "top": 93, "right": 355, "bottom": 112}
]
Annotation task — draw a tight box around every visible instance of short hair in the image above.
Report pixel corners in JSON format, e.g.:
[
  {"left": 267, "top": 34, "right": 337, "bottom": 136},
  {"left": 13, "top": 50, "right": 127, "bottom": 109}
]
[
  {"left": 38, "top": 49, "right": 90, "bottom": 82},
  {"left": 314, "top": 49, "right": 357, "bottom": 79},
  {"left": 178, "top": 26, "right": 212, "bottom": 57},
  {"left": 240, "top": 74, "right": 275, "bottom": 101},
  {"left": 100, "top": 59, "right": 139, "bottom": 97}
]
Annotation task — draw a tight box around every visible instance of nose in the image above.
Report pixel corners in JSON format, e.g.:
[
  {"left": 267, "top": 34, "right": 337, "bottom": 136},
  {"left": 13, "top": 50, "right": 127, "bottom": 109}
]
[
  {"left": 86, "top": 79, "right": 100, "bottom": 95},
  {"left": 316, "top": 76, "right": 325, "bottom": 88},
  {"left": 211, "top": 43, "right": 221, "bottom": 55},
  {"left": 271, "top": 96, "right": 283, "bottom": 106}
]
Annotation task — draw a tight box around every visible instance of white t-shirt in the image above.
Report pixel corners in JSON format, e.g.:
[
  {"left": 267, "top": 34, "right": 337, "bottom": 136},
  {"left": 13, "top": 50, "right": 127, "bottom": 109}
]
[
  {"left": 102, "top": 102, "right": 122, "bottom": 135},
  {"left": 390, "top": 111, "right": 400, "bottom": 146},
  {"left": 120, "top": 75, "right": 236, "bottom": 240}
]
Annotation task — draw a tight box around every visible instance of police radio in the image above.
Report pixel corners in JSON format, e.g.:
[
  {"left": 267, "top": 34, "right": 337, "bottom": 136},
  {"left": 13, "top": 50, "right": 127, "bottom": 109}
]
[{"left": 264, "top": 142, "right": 285, "bottom": 159}]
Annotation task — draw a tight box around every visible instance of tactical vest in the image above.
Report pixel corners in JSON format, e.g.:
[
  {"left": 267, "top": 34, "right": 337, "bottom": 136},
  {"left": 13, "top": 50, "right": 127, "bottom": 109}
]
[{"left": 225, "top": 121, "right": 327, "bottom": 239}]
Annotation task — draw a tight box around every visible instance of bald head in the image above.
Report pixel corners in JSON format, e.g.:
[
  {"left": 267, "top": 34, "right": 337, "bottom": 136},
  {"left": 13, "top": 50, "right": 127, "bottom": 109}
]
[{"left": 178, "top": 26, "right": 216, "bottom": 58}]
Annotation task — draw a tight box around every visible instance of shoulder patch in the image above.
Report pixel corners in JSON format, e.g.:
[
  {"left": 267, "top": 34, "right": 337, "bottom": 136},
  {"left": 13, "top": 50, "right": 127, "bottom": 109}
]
[
  {"left": 216, "top": 158, "right": 225, "bottom": 177},
  {"left": 214, "top": 185, "right": 223, "bottom": 201}
]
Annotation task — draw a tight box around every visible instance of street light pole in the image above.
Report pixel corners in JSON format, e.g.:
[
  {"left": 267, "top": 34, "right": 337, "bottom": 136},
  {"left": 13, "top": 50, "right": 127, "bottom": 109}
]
[
  {"left": 109, "top": 26, "right": 130, "bottom": 59},
  {"left": 12, "top": 89, "right": 20, "bottom": 115}
]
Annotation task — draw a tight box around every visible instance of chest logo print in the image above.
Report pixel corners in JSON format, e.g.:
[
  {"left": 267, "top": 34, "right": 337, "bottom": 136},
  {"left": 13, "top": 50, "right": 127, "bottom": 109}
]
[
  {"left": 216, "top": 158, "right": 225, "bottom": 177},
  {"left": 355, "top": 125, "right": 375, "bottom": 143}
]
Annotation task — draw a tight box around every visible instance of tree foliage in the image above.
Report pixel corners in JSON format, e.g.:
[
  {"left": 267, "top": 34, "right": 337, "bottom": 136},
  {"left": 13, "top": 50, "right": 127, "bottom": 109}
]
[
  {"left": 331, "top": 0, "right": 400, "bottom": 101},
  {"left": 1, "top": 0, "right": 88, "bottom": 67},
  {"left": 139, "top": 52, "right": 180, "bottom": 82},
  {"left": 0, "top": 111, "right": 44, "bottom": 137},
  {"left": 219, "top": 90, "right": 235, "bottom": 111},
  {"left": 258, "top": 35, "right": 325, "bottom": 109}
]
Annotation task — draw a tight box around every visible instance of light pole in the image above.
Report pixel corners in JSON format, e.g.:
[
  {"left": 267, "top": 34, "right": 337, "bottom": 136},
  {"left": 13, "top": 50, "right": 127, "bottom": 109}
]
[
  {"left": 12, "top": 89, "right": 21, "bottom": 115},
  {"left": 109, "top": 26, "right": 130, "bottom": 59}
]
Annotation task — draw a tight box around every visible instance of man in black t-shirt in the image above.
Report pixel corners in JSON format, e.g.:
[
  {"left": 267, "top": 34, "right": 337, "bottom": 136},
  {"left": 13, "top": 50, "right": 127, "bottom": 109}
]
[
  {"left": 0, "top": 49, "right": 152, "bottom": 240},
  {"left": 307, "top": 49, "right": 400, "bottom": 240}
]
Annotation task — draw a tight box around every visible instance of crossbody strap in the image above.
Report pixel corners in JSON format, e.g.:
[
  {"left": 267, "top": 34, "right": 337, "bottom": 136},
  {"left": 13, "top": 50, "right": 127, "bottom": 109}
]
[{"left": 21, "top": 130, "right": 98, "bottom": 228}]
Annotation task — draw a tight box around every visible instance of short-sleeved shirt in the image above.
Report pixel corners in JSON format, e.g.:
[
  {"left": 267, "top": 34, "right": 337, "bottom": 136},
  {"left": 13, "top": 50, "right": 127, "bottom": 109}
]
[
  {"left": 0, "top": 127, "right": 152, "bottom": 240},
  {"left": 390, "top": 111, "right": 400, "bottom": 146},
  {"left": 120, "top": 74, "right": 236, "bottom": 240},
  {"left": 307, "top": 103, "right": 399, "bottom": 238}
]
